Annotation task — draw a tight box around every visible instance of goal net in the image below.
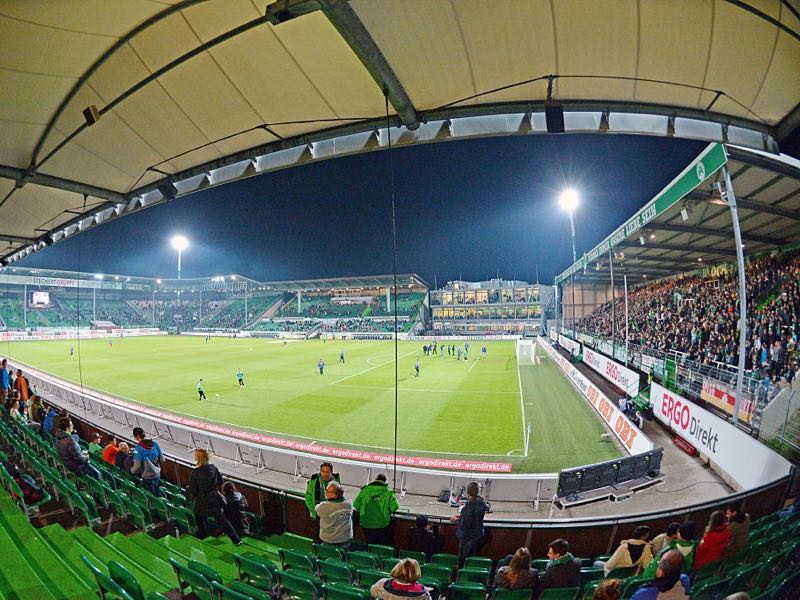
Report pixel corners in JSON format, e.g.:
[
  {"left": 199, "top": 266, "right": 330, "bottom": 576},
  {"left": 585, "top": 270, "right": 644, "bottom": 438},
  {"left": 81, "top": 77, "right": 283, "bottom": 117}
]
[{"left": 516, "top": 339, "right": 535, "bottom": 364}]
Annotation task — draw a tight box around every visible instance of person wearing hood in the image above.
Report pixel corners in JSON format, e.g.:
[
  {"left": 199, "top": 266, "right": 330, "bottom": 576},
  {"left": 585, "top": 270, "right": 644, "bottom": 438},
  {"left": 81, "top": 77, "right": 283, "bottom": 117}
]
[
  {"left": 533, "top": 538, "right": 582, "bottom": 599},
  {"left": 223, "top": 481, "right": 251, "bottom": 538},
  {"left": 353, "top": 473, "right": 399, "bottom": 545},
  {"left": 630, "top": 550, "right": 690, "bottom": 600},
  {"left": 723, "top": 504, "right": 750, "bottom": 559},
  {"left": 131, "top": 426, "right": 163, "bottom": 497},
  {"left": 450, "top": 482, "right": 489, "bottom": 567},
  {"left": 54, "top": 416, "right": 101, "bottom": 479},
  {"left": 597, "top": 526, "right": 653, "bottom": 576},
  {"left": 43, "top": 405, "right": 59, "bottom": 435}
]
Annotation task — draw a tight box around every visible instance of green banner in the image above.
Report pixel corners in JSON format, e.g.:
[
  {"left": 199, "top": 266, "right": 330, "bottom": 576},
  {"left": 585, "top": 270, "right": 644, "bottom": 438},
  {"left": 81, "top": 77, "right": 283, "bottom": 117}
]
[{"left": 555, "top": 142, "right": 728, "bottom": 284}]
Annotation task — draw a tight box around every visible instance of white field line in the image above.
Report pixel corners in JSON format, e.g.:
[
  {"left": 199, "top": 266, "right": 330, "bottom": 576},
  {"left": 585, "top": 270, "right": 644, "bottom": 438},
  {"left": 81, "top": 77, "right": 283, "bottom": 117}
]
[
  {"left": 333, "top": 382, "right": 518, "bottom": 395},
  {"left": 331, "top": 349, "right": 418, "bottom": 385},
  {"left": 467, "top": 357, "right": 480, "bottom": 373}
]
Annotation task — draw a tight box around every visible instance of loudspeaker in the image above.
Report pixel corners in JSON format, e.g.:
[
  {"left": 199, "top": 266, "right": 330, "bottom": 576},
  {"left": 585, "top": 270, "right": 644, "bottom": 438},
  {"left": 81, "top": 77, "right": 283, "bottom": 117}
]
[
  {"left": 82, "top": 105, "right": 100, "bottom": 126},
  {"left": 545, "top": 103, "right": 565, "bottom": 133}
]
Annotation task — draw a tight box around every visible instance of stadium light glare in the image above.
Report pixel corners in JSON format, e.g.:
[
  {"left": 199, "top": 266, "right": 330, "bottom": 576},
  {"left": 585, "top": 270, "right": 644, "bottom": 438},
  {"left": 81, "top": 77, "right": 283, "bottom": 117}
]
[
  {"left": 170, "top": 235, "right": 189, "bottom": 251},
  {"left": 156, "top": 279, "right": 162, "bottom": 284},
  {"left": 558, "top": 188, "right": 579, "bottom": 213},
  {"left": 94, "top": 274, "right": 103, "bottom": 280}
]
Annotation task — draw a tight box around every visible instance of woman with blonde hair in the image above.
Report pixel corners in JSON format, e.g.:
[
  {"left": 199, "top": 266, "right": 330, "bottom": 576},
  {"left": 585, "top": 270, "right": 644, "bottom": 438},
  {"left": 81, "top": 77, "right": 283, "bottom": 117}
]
[
  {"left": 371, "top": 558, "right": 431, "bottom": 600},
  {"left": 186, "top": 448, "right": 241, "bottom": 544},
  {"left": 494, "top": 547, "right": 539, "bottom": 590}
]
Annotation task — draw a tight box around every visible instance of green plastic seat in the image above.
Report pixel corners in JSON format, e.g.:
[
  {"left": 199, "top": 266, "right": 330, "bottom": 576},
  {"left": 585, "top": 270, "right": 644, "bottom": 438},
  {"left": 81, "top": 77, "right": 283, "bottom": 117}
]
[
  {"left": 189, "top": 560, "right": 224, "bottom": 586},
  {"left": 446, "top": 581, "right": 488, "bottom": 600},
  {"left": 314, "top": 542, "right": 346, "bottom": 562},
  {"left": 694, "top": 558, "right": 724, "bottom": 582},
  {"left": 691, "top": 577, "right": 730, "bottom": 600},
  {"left": 323, "top": 582, "right": 372, "bottom": 600},
  {"left": 531, "top": 559, "right": 550, "bottom": 571},
  {"left": 421, "top": 563, "right": 452, "bottom": 586},
  {"left": 279, "top": 548, "right": 317, "bottom": 575},
  {"left": 109, "top": 560, "right": 146, "bottom": 600},
  {"left": 725, "top": 564, "right": 760, "bottom": 591},
  {"left": 349, "top": 540, "right": 368, "bottom": 552},
  {"left": 539, "top": 587, "right": 579, "bottom": 600},
  {"left": 125, "top": 499, "right": 154, "bottom": 531},
  {"left": 145, "top": 593, "right": 170, "bottom": 600},
  {"left": 606, "top": 566, "right": 637, "bottom": 580},
  {"left": 81, "top": 554, "right": 136, "bottom": 600},
  {"left": 169, "top": 558, "right": 215, "bottom": 600},
  {"left": 399, "top": 549, "right": 426, "bottom": 563},
  {"left": 432, "top": 553, "right": 459, "bottom": 570},
  {"left": 356, "top": 568, "right": 389, "bottom": 588},
  {"left": 417, "top": 578, "right": 441, "bottom": 600},
  {"left": 579, "top": 568, "right": 604, "bottom": 585},
  {"left": 229, "top": 580, "right": 272, "bottom": 600},
  {"left": 170, "top": 505, "right": 196, "bottom": 534},
  {"left": 457, "top": 567, "right": 490, "bottom": 585},
  {"left": 368, "top": 544, "right": 396, "bottom": 559},
  {"left": 319, "top": 559, "right": 358, "bottom": 585},
  {"left": 280, "top": 569, "right": 324, "bottom": 600},
  {"left": 464, "top": 556, "right": 493, "bottom": 571},
  {"left": 346, "top": 551, "right": 380, "bottom": 570},
  {"left": 211, "top": 580, "right": 252, "bottom": 600},
  {"left": 381, "top": 557, "right": 402, "bottom": 571},
  {"left": 621, "top": 576, "right": 654, "bottom": 599},
  {"left": 233, "top": 553, "right": 280, "bottom": 590}
]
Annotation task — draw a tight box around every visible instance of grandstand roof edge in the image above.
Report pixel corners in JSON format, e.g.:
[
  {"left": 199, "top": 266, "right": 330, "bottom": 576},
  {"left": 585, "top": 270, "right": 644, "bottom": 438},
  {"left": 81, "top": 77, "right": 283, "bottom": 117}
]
[{"left": 555, "top": 142, "right": 728, "bottom": 284}]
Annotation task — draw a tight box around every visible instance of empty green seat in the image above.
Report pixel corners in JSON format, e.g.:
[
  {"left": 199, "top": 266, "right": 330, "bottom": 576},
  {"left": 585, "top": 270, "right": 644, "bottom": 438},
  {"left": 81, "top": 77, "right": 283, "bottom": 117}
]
[
  {"left": 606, "top": 566, "right": 637, "bottom": 579},
  {"left": 109, "top": 561, "right": 146, "bottom": 600},
  {"left": 464, "top": 556, "right": 492, "bottom": 571},
  {"left": 211, "top": 580, "right": 252, "bottom": 600},
  {"left": 346, "top": 551, "right": 380, "bottom": 570},
  {"left": 188, "top": 560, "right": 224, "bottom": 585},
  {"left": 492, "top": 589, "right": 533, "bottom": 600},
  {"left": 319, "top": 559, "right": 358, "bottom": 585},
  {"left": 323, "top": 582, "right": 372, "bottom": 600},
  {"left": 457, "top": 567, "right": 490, "bottom": 585},
  {"left": 229, "top": 580, "right": 272, "bottom": 600},
  {"left": 446, "top": 582, "right": 487, "bottom": 600},
  {"left": 356, "top": 568, "right": 389, "bottom": 588},
  {"left": 381, "top": 557, "right": 402, "bottom": 571},
  {"left": 368, "top": 544, "right": 396, "bottom": 559},
  {"left": 399, "top": 549, "right": 426, "bottom": 563},
  {"left": 431, "top": 553, "right": 459, "bottom": 570},
  {"left": 81, "top": 554, "right": 136, "bottom": 600},
  {"left": 169, "top": 558, "right": 215, "bottom": 600},
  {"left": 279, "top": 548, "right": 317, "bottom": 574},
  {"left": 233, "top": 553, "right": 280, "bottom": 590},
  {"left": 579, "top": 568, "right": 604, "bottom": 585},
  {"left": 421, "top": 563, "right": 452, "bottom": 586},
  {"left": 314, "top": 542, "right": 346, "bottom": 561},
  {"left": 691, "top": 577, "right": 730, "bottom": 600},
  {"left": 280, "top": 569, "right": 324, "bottom": 600}
]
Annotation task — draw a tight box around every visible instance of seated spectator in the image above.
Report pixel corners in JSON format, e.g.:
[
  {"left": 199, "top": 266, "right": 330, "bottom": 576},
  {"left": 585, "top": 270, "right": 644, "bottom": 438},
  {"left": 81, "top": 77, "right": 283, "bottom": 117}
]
[
  {"left": 407, "top": 515, "right": 439, "bottom": 561},
  {"left": 723, "top": 504, "right": 750, "bottom": 558},
  {"left": 597, "top": 526, "right": 653, "bottom": 576},
  {"left": 642, "top": 522, "right": 697, "bottom": 577},
  {"left": 650, "top": 523, "right": 681, "bottom": 557},
  {"left": 88, "top": 433, "right": 102, "bottom": 456},
  {"left": 115, "top": 442, "right": 134, "bottom": 471},
  {"left": 778, "top": 496, "right": 799, "bottom": 519},
  {"left": 54, "top": 417, "right": 101, "bottom": 479},
  {"left": 494, "top": 547, "right": 538, "bottom": 590},
  {"left": 316, "top": 480, "right": 353, "bottom": 548},
  {"left": 9, "top": 399, "right": 26, "bottom": 426},
  {"left": 223, "top": 481, "right": 251, "bottom": 538},
  {"left": 630, "top": 550, "right": 690, "bottom": 600},
  {"left": 131, "top": 426, "right": 163, "bottom": 497},
  {"left": 694, "top": 511, "right": 730, "bottom": 570},
  {"left": 29, "top": 396, "right": 45, "bottom": 425},
  {"left": 533, "top": 539, "right": 581, "bottom": 599},
  {"left": 101, "top": 438, "right": 119, "bottom": 465},
  {"left": 42, "top": 405, "right": 59, "bottom": 435},
  {"left": 593, "top": 579, "right": 622, "bottom": 600},
  {"left": 371, "top": 558, "right": 431, "bottom": 600}
]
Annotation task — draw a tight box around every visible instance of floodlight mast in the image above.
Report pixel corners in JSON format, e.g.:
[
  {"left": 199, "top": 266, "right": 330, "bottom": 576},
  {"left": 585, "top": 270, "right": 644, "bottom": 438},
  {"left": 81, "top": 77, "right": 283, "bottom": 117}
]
[
  {"left": 170, "top": 235, "right": 189, "bottom": 280},
  {"left": 559, "top": 189, "right": 579, "bottom": 333}
]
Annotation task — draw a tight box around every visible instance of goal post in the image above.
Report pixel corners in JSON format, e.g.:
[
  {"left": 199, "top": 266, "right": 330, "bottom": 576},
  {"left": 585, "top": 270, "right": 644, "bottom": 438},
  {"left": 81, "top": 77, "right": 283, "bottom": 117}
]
[{"left": 516, "top": 338, "right": 535, "bottom": 364}]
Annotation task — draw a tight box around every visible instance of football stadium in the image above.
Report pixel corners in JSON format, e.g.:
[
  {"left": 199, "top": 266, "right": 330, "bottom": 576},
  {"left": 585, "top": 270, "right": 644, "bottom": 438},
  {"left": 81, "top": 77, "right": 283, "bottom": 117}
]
[{"left": 0, "top": 2, "right": 799, "bottom": 600}]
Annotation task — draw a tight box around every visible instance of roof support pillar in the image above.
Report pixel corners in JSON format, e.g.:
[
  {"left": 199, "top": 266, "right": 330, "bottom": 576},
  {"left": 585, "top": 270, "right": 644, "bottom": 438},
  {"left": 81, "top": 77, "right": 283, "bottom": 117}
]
[{"left": 721, "top": 161, "right": 747, "bottom": 426}]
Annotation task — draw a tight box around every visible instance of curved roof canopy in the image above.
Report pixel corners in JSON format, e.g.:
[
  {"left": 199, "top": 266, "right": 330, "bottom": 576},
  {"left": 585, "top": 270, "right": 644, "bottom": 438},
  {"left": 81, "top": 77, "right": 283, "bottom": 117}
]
[{"left": 1, "top": 0, "right": 799, "bottom": 264}]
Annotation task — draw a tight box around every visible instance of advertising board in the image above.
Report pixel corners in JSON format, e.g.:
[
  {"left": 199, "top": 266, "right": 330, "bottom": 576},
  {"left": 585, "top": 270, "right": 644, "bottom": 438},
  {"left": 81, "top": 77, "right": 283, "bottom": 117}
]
[
  {"left": 582, "top": 346, "right": 640, "bottom": 396},
  {"left": 558, "top": 334, "right": 581, "bottom": 356}
]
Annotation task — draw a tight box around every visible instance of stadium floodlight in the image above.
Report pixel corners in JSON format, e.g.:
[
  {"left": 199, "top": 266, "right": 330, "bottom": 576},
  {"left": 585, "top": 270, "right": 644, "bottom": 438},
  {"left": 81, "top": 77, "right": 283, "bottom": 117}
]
[
  {"left": 94, "top": 273, "right": 103, "bottom": 280},
  {"left": 559, "top": 188, "right": 579, "bottom": 263},
  {"left": 156, "top": 278, "right": 162, "bottom": 284},
  {"left": 170, "top": 235, "right": 189, "bottom": 280}
]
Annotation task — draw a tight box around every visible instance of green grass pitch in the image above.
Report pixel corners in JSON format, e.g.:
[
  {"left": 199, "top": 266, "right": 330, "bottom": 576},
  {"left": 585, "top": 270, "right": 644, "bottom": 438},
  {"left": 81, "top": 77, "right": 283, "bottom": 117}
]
[{"left": 5, "top": 336, "right": 621, "bottom": 472}]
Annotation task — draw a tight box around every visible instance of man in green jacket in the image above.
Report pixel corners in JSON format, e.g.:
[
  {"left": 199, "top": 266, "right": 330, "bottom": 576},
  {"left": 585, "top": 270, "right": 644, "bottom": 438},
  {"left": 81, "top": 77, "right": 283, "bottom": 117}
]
[
  {"left": 353, "top": 474, "right": 399, "bottom": 545},
  {"left": 305, "top": 462, "right": 340, "bottom": 543}
]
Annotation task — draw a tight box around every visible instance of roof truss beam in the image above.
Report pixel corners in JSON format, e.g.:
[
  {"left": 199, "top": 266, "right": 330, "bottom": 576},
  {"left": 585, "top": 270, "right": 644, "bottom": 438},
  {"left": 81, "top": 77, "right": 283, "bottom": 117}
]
[
  {"left": 0, "top": 165, "right": 125, "bottom": 203},
  {"left": 689, "top": 190, "right": 800, "bottom": 221},
  {"left": 617, "top": 240, "right": 737, "bottom": 256},
  {"left": 643, "top": 222, "right": 778, "bottom": 245}
]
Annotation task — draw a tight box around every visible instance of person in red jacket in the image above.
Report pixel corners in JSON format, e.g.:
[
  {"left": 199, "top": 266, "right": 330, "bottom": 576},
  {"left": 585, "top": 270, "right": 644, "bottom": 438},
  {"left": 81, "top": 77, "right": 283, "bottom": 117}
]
[{"left": 694, "top": 510, "right": 730, "bottom": 570}]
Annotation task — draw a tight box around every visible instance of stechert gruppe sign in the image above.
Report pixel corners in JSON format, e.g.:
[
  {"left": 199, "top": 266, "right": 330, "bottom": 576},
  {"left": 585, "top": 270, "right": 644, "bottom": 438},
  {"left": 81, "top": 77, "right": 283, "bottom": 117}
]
[
  {"left": 651, "top": 383, "right": 791, "bottom": 490},
  {"left": 582, "top": 346, "right": 640, "bottom": 397}
]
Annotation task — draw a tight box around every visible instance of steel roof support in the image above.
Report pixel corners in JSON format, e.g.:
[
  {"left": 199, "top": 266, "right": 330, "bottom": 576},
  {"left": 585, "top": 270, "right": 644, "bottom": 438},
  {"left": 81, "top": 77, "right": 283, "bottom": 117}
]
[
  {"left": 690, "top": 190, "right": 800, "bottom": 222},
  {"left": 317, "top": 0, "right": 419, "bottom": 130},
  {"left": 0, "top": 166, "right": 125, "bottom": 203},
  {"left": 643, "top": 222, "right": 778, "bottom": 245}
]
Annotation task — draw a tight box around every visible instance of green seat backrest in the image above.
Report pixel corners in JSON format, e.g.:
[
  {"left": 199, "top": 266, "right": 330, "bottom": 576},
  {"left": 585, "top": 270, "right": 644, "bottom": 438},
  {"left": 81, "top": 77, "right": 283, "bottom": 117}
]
[
  {"left": 211, "top": 580, "right": 252, "bottom": 600},
  {"left": 109, "top": 560, "right": 146, "bottom": 600},
  {"left": 280, "top": 569, "right": 323, "bottom": 600},
  {"left": 346, "top": 551, "right": 380, "bottom": 570},
  {"left": 368, "top": 544, "right": 396, "bottom": 559},
  {"left": 421, "top": 563, "right": 452, "bottom": 585},
  {"left": 81, "top": 554, "right": 136, "bottom": 600},
  {"left": 417, "top": 578, "right": 441, "bottom": 600},
  {"left": 356, "top": 568, "right": 388, "bottom": 588},
  {"left": 432, "top": 553, "right": 459, "bottom": 569},
  {"left": 319, "top": 559, "right": 357, "bottom": 584},
  {"left": 464, "top": 556, "right": 492, "bottom": 571},
  {"left": 691, "top": 577, "right": 730, "bottom": 600},
  {"left": 230, "top": 580, "right": 272, "bottom": 600},
  {"left": 539, "top": 587, "right": 579, "bottom": 600},
  {"left": 234, "top": 553, "right": 279, "bottom": 589},
  {"left": 493, "top": 588, "right": 533, "bottom": 600},
  {"left": 280, "top": 548, "right": 316, "bottom": 574},
  {"left": 446, "top": 582, "right": 488, "bottom": 600},
  {"left": 314, "top": 542, "right": 346, "bottom": 561},
  {"left": 145, "top": 593, "right": 170, "bottom": 600},
  {"left": 606, "top": 566, "right": 637, "bottom": 579},
  {"left": 180, "top": 568, "right": 215, "bottom": 600},
  {"left": 531, "top": 559, "right": 550, "bottom": 571},
  {"left": 399, "top": 550, "right": 426, "bottom": 563},
  {"left": 621, "top": 576, "right": 654, "bottom": 599},
  {"left": 381, "top": 557, "right": 401, "bottom": 571},
  {"left": 457, "top": 567, "right": 490, "bottom": 585},
  {"left": 189, "top": 560, "right": 224, "bottom": 585},
  {"left": 579, "top": 568, "right": 604, "bottom": 584}
]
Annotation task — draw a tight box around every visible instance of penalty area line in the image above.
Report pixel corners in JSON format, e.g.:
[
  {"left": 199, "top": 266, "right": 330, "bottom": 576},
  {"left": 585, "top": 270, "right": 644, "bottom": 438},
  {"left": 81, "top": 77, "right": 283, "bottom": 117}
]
[{"left": 331, "top": 349, "right": 419, "bottom": 385}]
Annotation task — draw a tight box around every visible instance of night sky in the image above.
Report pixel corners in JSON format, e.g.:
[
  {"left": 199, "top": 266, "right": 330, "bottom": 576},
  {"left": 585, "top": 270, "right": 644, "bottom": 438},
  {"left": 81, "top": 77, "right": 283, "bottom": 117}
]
[{"left": 19, "top": 134, "right": 714, "bottom": 286}]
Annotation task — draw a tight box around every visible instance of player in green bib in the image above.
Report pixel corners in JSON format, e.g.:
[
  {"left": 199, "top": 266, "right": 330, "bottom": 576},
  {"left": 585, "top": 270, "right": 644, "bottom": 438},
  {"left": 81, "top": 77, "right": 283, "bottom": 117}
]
[{"left": 236, "top": 369, "right": 245, "bottom": 387}]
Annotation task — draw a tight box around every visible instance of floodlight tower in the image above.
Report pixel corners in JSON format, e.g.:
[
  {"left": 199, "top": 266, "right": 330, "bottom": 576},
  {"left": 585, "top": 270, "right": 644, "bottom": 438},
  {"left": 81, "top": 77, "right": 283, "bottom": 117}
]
[
  {"left": 170, "top": 235, "right": 189, "bottom": 280},
  {"left": 559, "top": 188, "right": 579, "bottom": 332}
]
